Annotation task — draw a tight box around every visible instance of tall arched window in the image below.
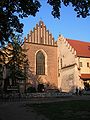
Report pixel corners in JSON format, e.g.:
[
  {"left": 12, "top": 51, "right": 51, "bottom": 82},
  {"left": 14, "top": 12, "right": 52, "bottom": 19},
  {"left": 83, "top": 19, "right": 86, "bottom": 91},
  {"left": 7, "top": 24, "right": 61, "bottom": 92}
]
[{"left": 36, "top": 51, "right": 45, "bottom": 75}]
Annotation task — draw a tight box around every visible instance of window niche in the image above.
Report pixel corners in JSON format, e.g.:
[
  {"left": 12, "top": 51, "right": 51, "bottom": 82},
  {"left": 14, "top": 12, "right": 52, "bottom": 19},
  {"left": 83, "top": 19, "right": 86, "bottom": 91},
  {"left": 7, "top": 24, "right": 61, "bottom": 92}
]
[
  {"left": 79, "top": 62, "right": 82, "bottom": 67},
  {"left": 36, "top": 51, "right": 45, "bottom": 75},
  {"left": 87, "top": 62, "right": 89, "bottom": 67}
]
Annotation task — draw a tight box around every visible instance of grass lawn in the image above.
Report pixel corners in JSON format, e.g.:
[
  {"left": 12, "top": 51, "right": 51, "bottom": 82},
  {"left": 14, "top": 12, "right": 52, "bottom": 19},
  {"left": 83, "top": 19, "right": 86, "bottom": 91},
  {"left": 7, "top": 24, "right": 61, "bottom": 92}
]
[{"left": 25, "top": 100, "right": 90, "bottom": 120}]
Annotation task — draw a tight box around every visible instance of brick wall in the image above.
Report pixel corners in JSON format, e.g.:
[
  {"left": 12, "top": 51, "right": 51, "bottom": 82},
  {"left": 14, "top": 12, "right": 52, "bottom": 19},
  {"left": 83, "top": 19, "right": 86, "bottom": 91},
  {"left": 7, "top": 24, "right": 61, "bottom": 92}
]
[{"left": 24, "top": 43, "right": 58, "bottom": 88}]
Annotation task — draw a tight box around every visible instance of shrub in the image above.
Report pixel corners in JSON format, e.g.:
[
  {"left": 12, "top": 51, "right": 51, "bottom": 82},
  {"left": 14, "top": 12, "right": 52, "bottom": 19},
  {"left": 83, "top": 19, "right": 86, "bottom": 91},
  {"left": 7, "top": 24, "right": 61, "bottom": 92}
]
[{"left": 26, "top": 86, "right": 36, "bottom": 93}]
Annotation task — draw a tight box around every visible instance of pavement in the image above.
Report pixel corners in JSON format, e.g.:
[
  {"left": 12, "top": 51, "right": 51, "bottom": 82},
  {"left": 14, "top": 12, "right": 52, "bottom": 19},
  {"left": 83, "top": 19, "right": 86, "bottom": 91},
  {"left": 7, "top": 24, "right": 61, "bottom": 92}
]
[{"left": 0, "top": 95, "right": 90, "bottom": 120}]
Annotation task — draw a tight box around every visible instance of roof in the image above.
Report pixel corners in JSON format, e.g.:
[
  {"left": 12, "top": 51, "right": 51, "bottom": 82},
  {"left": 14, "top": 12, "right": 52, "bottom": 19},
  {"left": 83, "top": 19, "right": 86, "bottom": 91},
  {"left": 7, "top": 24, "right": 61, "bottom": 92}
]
[
  {"left": 66, "top": 38, "right": 90, "bottom": 57},
  {"left": 81, "top": 74, "right": 90, "bottom": 80}
]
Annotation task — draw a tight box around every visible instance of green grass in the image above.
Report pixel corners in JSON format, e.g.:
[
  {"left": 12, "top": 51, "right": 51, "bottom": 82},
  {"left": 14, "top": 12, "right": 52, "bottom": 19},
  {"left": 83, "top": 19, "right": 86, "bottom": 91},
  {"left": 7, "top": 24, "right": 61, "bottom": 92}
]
[{"left": 25, "top": 100, "right": 90, "bottom": 120}]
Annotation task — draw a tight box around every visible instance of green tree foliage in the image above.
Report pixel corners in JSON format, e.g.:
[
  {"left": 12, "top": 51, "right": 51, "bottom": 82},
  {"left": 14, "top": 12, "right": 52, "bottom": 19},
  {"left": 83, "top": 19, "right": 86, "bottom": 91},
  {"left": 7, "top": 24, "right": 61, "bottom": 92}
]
[
  {"left": 48, "top": 0, "right": 90, "bottom": 18},
  {"left": 7, "top": 37, "right": 28, "bottom": 86},
  {"left": 0, "top": 0, "right": 41, "bottom": 45},
  {"left": 0, "top": 0, "right": 90, "bottom": 46},
  {"left": 62, "top": 0, "right": 90, "bottom": 18},
  {"left": 0, "top": 36, "right": 28, "bottom": 91}
]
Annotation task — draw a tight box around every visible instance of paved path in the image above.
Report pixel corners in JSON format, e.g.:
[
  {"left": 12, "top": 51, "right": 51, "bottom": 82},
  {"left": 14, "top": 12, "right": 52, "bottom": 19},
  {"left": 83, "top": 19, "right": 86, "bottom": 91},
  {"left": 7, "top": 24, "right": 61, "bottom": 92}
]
[{"left": 0, "top": 95, "right": 90, "bottom": 120}]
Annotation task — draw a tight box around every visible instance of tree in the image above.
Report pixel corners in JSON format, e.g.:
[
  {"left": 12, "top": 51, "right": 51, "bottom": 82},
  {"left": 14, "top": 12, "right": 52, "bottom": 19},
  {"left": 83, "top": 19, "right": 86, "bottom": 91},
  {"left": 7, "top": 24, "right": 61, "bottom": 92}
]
[
  {"left": 0, "top": 46, "right": 9, "bottom": 89},
  {"left": 0, "top": 0, "right": 41, "bottom": 45},
  {"left": 7, "top": 37, "right": 28, "bottom": 85},
  {"left": 47, "top": 0, "right": 90, "bottom": 18},
  {"left": 0, "top": 36, "right": 29, "bottom": 92},
  {"left": 0, "top": 0, "right": 90, "bottom": 46}
]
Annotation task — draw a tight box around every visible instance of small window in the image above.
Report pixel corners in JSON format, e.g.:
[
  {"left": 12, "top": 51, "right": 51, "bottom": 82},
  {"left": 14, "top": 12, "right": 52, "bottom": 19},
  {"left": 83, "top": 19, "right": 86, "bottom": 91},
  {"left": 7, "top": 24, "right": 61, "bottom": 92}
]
[
  {"left": 79, "top": 62, "right": 82, "bottom": 67},
  {"left": 61, "top": 58, "right": 62, "bottom": 68},
  {"left": 87, "top": 62, "right": 89, "bottom": 67}
]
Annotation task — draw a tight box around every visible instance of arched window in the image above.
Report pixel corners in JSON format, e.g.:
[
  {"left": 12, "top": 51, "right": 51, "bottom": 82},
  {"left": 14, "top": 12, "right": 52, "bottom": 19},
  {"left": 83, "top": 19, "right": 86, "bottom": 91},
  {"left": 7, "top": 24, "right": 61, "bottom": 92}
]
[{"left": 36, "top": 51, "right": 45, "bottom": 75}]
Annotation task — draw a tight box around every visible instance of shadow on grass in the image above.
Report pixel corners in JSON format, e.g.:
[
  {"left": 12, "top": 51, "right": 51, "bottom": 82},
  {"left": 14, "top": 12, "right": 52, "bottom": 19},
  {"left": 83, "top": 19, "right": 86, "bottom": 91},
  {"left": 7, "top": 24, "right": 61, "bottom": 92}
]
[{"left": 24, "top": 100, "right": 90, "bottom": 120}]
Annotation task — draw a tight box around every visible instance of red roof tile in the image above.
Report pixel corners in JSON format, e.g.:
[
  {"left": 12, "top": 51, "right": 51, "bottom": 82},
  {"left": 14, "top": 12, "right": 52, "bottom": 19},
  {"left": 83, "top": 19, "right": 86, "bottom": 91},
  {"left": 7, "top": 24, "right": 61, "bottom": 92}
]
[
  {"left": 66, "top": 38, "right": 90, "bottom": 57},
  {"left": 81, "top": 74, "right": 90, "bottom": 79}
]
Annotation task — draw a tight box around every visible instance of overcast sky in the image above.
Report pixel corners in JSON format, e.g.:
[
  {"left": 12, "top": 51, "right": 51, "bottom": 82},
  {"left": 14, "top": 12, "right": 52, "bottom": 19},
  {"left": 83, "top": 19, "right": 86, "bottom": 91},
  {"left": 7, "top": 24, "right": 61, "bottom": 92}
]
[{"left": 20, "top": 0, "right": 90, "bottom": 42}]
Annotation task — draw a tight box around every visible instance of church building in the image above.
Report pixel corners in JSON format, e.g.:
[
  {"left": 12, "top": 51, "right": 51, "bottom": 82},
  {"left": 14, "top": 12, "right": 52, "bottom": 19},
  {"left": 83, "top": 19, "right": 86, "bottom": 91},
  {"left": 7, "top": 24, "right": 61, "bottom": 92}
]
[{"left": 23, "top": 21, "right": 90, "bottom": 92}]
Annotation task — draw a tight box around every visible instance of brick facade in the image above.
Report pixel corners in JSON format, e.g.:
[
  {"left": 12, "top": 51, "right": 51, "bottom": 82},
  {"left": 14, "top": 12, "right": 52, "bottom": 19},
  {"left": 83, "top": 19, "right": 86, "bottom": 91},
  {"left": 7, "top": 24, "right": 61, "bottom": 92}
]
[
  {"left": 24, "top": 43, "right": 58, "bottom": 88},
  {"left": 23, "top": 21, "right": 90, "bottom": 92},
  {"left": 23, "top": 21, "right": 58, "bottom": 90}
]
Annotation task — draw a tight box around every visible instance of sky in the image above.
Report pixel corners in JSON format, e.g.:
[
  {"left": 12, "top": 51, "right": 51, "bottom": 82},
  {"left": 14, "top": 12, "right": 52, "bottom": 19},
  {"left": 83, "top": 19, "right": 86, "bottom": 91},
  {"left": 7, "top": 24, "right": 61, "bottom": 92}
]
[{"left": 20, "top": 0, "right": 90, "bottom": 42}]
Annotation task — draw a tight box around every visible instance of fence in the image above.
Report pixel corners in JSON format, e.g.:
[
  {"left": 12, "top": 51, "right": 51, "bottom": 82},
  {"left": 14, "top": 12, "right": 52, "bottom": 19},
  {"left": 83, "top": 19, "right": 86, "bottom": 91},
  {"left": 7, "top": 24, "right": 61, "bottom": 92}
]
[{"left": 0, "top": 92, "right": 72, "bottom": 102}]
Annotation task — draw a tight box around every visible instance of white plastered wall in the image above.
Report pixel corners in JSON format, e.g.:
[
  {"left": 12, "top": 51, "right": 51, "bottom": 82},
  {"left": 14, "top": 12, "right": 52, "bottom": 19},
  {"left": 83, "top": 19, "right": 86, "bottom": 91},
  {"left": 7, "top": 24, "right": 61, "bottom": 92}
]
[{"left": 57, "top": 35, "right": 84, "bottom": 92}]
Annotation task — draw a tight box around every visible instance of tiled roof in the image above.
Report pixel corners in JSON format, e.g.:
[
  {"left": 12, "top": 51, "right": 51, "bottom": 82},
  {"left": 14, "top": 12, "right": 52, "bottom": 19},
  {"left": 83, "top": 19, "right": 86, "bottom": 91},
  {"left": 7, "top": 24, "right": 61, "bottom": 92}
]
[
  {"left": 66, "top": 38, "right": 90, "bottom": 57},
  {"left": 81, "top": 74, "right": 90, "bottom": 79}
]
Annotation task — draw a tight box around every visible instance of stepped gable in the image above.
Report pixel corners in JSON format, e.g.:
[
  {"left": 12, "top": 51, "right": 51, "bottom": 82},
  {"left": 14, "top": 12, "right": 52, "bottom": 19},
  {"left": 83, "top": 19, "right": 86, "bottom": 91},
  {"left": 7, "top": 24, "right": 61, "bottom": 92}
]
[
  {"left": 24, "top": 21, "right": 56, "bottom": 46},
  {"left": 58, "top": 35, "right": 76, "bottom": 55},
  {"left": 66, "top": 38, "right": 90, "bottom": 58}
]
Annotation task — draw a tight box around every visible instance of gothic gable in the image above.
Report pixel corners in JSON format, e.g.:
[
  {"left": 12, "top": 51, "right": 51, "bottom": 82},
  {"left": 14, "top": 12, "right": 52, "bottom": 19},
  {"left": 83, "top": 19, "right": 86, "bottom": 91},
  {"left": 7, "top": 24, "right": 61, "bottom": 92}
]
[{"left": 24, "top": 21, "right": 56, "bottom": 46}]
